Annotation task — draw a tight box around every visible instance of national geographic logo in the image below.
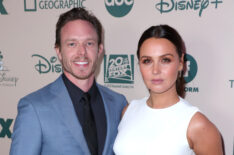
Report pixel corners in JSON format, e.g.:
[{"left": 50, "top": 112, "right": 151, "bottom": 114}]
[
  {"left": 24, "top": 0, "right": 86, "bottom": 12},
  {"left": 0, "top": 118, "right": 13, "bottom": 138},
  {"left": 104, "top": 0, "right": 134, "bottom": 17},
  {"left": 155, "top": 0, "right": 223, "bottom": 17},
  {"left": 0, "top": 0, "right": 7, "bottom": 15},
  {"left": 32, "top": 54, "right": 62, "bottom": 74},
  {"left": 104, "top": 54, "right": 134, "bottom": 88},
  {"left": 184, "top": 53, "right": 199, "bottom": 93}
]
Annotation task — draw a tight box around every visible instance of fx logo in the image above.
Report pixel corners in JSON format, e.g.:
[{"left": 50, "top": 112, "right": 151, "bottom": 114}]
[
  {"left": 0, "top": 0, "right": 8, "bottom": 14},
  {"left": 0, "top": 118, "right": 13, "bottom": 138}
]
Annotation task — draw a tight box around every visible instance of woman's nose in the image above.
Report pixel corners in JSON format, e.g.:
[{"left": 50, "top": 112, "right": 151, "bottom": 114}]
[{"left": 152, "top": 62, "right": 160, "bottom": 74}]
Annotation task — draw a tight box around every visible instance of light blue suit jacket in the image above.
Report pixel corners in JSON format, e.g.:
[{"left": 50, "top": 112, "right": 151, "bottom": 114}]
[{"left": 10, "top": 76, "right": 127, "bottom": 155}]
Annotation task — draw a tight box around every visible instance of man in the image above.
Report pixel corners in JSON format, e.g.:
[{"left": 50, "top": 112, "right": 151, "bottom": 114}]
[{"left": 10, "top": 8, "right": 127, "bottom": 155}]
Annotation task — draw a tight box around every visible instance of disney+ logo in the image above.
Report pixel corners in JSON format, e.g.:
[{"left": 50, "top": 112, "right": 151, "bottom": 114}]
[{"left": 155, "top": 0, "right": 223, "bottom": 17}]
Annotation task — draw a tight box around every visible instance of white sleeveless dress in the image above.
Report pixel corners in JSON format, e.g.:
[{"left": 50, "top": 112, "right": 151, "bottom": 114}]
[{"left": 113, "top": 97, "right": 199, "bottom": 155}]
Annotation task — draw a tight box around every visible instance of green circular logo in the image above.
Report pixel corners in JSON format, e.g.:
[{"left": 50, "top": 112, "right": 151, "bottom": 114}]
[
  {"left": 104, "top": 0, "right": 134, "bottom": 17},
  {"left": 184, "top": 54, "right": 198, "bottom": 83}
]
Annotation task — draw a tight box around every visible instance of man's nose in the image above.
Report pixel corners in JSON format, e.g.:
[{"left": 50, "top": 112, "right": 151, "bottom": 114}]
[{"left": 77, "top": 43, "right": 86, "bottom": 56}]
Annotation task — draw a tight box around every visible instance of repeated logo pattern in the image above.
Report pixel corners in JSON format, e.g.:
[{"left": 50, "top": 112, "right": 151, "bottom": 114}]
[
  {"left": 0, "top": 118, "right": 13, "bottom": 139},
  {"left": 104, "top": 0, "right": 134, "bottom": 17},
  {"left": 0, "top": 0, "right": 7, "bottom": 14},
  {"left": 104, "top": 54, "right": 134, "bottom": 85},
  {"left": 184, "top": 53, "right": 198, "bottom": 83},
  {"left": 32, "top": 54, "right": 62, "bottom": 74},
  {"left": 0, "top": 51, "right": 19, "bottom": 87},
  {"left": 184, "top": 53, "right": 199, "bottom": 93},
  {"left": 155, "top": 0, "right": 223, "bottom": 17},
  {"left": 24, "top": 0, "right": 85, "bottom": 12}
]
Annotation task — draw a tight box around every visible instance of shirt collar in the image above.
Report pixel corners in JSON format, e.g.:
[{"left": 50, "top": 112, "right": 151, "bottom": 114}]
[{"left": 62, "top": 73, "right": 98, "bottom": 100}]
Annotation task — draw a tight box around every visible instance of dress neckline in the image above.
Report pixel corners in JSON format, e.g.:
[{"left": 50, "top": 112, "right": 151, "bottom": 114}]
[{"left": 143, "top": 96, "right": 182, "bottom": 112}]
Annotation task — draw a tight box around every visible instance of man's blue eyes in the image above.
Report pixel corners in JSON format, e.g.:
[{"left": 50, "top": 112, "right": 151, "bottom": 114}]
[{"left": 68, "top": 42, "right": 95, "bottom": 47}]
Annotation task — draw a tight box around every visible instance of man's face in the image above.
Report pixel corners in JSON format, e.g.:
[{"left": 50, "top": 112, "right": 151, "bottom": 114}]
[{"left": 56, "top": 20, "right": 103, "bottom": 82}]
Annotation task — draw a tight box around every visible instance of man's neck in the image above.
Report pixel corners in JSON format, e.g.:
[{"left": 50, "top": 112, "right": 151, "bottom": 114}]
[{"left": 63, "top": 73, "right": 95, "bottom": 92}]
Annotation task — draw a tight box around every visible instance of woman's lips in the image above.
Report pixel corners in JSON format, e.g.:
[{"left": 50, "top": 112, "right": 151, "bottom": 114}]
[{"left": 151, "top": 79, "right": 163, "bottom": 84}]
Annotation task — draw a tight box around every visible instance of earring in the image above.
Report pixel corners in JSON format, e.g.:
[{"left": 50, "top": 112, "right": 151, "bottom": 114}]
[{"left": 178, "top": 70, "right": 182, "bottom": 77}]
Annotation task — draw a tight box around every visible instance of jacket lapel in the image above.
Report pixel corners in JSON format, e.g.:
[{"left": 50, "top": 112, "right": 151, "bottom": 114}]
[
  {"left": 50, "top": 76, "right": 90, "bottom": 154},
  {"left": 97, "top": 85, "right": 117, "bottom": 155}
]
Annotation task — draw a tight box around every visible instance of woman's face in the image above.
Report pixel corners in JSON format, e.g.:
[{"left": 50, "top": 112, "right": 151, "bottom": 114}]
[{"left": 139, "top": 38, "right": 183, "bottom": 95}]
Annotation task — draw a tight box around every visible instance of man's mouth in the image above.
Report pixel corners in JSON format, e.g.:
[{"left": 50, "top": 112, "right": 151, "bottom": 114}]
[{"left": 75, "top": 61, "right": 88, "bottom": 65}]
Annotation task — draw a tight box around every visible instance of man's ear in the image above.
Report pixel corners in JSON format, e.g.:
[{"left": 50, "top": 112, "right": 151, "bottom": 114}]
[
  {"left": 55, "top": 46, "right": 62, "bottom": 61},
  {"left": 98, "top": 44, "right": 104, "bottom": 57}
]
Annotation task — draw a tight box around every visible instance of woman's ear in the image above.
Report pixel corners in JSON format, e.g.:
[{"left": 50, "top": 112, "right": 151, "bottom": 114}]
[{"left": 179, "top": 53, "right": 184, "bottom": 71}]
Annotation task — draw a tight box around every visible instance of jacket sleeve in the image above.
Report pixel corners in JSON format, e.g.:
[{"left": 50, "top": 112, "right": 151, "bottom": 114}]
[{"left": 10, "top": 98, "right": 42, "bottom": 155}]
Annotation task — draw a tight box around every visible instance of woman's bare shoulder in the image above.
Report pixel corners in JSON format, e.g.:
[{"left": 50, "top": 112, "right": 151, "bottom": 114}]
[{"left": 187, "top": 112, "right": 223, "bottom": 155}]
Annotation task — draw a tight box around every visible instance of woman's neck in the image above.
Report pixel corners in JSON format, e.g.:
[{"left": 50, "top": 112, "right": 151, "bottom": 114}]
[{"left": 147, "top": 90, "right": 180, "bottom": 109}]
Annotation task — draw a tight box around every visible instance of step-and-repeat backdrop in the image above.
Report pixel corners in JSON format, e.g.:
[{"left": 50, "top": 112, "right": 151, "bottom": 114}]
[{"left": 0, "top": 0, "right": 233, "bottom": 154}]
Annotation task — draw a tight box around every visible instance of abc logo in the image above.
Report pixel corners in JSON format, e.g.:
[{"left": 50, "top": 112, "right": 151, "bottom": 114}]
[
  {"left": 104, "top": 0, "right": 134, "bottom": 17},
  {"left": 184, "top": 54, "right": 198, "bottom": 83}
]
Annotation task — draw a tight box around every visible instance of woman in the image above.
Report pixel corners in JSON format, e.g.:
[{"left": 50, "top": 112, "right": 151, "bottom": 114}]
[{"left": 113, "top": 25, "right": 223, "bottom": 155}]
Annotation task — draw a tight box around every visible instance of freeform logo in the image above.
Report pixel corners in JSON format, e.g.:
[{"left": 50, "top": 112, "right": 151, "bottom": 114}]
[
  {"left": 105, "top": 0, "right": 134, "bottom": 17},
  {"left": 0, "top": 118, "right": 13, "bottom": 138},
  {"left": 0, "top": 51, "right": 19, "bottom": 87},
  {"left": 104, "top": 54, "right": 134, "bottom": 85},
  {"left": 155, "top": 0, "right": 223, "bottom": 17},
  {"left": 184, "top": 53, "right": 198, "bottom": 83},
  {"left": 184, "top": 53, "right": 199, "bottom": 93},
  {"left": 24, "top": 0, "right": 86, "bottom": 12},
  {"left": 0, "top": 0, "right": 7, "bottom": 14},
  {"left": 32, "top": 54, "right": 62, "bottom": 74}
]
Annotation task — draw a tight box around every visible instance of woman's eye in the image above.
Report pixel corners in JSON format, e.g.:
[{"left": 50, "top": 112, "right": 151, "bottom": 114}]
[
  {"left": 142, "top": 58, "right": 151, "bottom": 64},
  {"left": 162, "top": 58, "right": 171, "bottom": 63}
]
